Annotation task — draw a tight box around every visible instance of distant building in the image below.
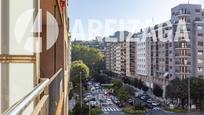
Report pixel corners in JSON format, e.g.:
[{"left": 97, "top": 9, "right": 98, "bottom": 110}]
[
  {"left": 105, "top": 31, "right": 137, "bottom": 78},
  {"left": 72, "top": 36, "right": 106, "bottom": 51}
]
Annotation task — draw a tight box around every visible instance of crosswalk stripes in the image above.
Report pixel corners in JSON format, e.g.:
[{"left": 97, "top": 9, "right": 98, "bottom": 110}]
[{"left": 101, "top": 107, "right": 121, "bottom": 112}]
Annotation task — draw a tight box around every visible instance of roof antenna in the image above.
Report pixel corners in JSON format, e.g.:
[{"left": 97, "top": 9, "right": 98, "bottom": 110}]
[{"left": 188, "top": 0, "right": 190, "bottom": 4}]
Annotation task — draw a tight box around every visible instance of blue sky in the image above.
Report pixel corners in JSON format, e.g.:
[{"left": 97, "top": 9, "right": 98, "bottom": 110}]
[{"left": 69, "top": 0, "right": 204, "bottom": 40}]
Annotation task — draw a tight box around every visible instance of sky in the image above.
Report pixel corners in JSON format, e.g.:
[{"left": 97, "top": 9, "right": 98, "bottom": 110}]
[{"left": 69, "top": 0, "right": 204, "bottom": 41}]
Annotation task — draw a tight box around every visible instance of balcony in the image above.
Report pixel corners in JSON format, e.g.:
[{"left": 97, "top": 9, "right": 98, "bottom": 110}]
[
  {"left": 2, "top": 68, "right": 66, "bottom": 115},
  {"left": 175, "top": 61, "right": 191, "bottom": 65},
  {"left": 175, "top": 45, "right": 191, "bottom": 49},
  {"left": 175, "top": 53, "right": 191, "bottom": 57}
]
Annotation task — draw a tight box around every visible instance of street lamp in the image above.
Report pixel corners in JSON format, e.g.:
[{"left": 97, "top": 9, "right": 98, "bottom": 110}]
[
  {"left": 80, "top": 72, "right": 82, "bottom": 115},
  {"left": 188, "top": 76, "right": 191, "bottom": 113}
]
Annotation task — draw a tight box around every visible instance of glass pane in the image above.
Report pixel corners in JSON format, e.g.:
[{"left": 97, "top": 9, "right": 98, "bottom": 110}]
[
  {"left": 9, "top": 0, "right": 35, "bottom": 55},
  {"left": 0, "top": 63, "right": 34, "bottom": 114}
]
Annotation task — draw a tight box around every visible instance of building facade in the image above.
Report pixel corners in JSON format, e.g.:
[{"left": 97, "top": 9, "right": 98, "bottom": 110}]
[
  {"left": 0, "top": 0, "right": 71, "bottom": 114},
  {"left": 105, "top": 4, "right": 204, "bottom": 97}
]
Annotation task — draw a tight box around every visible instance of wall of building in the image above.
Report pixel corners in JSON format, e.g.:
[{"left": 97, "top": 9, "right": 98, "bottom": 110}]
[{"left": 0, "top": 0, "right": 35, "bottom": 114}]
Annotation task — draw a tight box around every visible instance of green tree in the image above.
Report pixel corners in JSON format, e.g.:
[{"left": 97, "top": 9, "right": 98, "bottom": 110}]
[
  {"left": 153, "top": 84, "right": 163, "bottom": 97},
  {"left": 92, "top": 73, "right": 111, "bottom": 84},
  {"left": 189, "top": 77, "right": 204, "bottom": 109},
  {"left": 111, "top": 79, "right": 123, "bottom": 90},
  {"left": 70, "top": 60, "right": 90, "bottom": 94},
  {"left": 166, "top": 78, "right": 188, "bottom": 108},
  {"left": 116, "top": 85, "right": 134, "bottom": 102},
  {"left": 116, "top": 86, "right": 130, "bottom": 102},
  {"left": 72, "top": 103, "right": 89, "bottom": 115},
  {"left": 72, "top": 45, "right": 105, "bottom": 74}
]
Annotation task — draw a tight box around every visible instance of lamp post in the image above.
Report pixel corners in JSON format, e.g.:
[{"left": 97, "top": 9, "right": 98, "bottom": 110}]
[
  {"left": 188, "top": 76, "right": 191, "bottom": 113},
  {"left": 80, "top": 72, "right": 82, "bottom": 115}
]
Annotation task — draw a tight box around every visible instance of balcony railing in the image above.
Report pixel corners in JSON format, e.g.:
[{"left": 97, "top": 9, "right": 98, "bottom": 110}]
[{"left": 2, "top": 68, "right": 64, "bottom": 115}]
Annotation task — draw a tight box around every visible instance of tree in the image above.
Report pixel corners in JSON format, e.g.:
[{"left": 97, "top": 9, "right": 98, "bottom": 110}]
[
  {"left": 153, "top": 84, "right": 163, "bottom": 97},
  {"left": 116, "top": 85, "right": 135, "bottom": 102},
  {"left": 166, "top": 78, "right": 188, "bottom": 108},
  {"left": 142, "top": 85, "right": 149, "bottom": 92},
  {"left": 189, "top": 77, "right": 204, "bottom": 109},
  {"left": 92, "top": 73, "right": 111, "bottom": 84},
  {"left": 71, "top": 45, "right": 105, "bottom": 74},
  {"left": 111, "top": 79, "right": 123, "bottom": 90},
  {"left": 72, "top": 103, "right": 89, "bottom": 115},
  {"left": 116, "top": 86, "right": 130, "bottom": 102},
  {"left": 70, "top": 60, "right": 90, "bottom": 93}
]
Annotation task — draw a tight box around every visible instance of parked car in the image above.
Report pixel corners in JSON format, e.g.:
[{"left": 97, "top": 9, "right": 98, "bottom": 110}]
[
  {"left": 128, "top": 99, "right": 134, "bottom": 105},
  {"left": 107, "top": 99, "right": 113, "bottom": 105},
  {"left": 152, "top": 107, "right": 161, "bottom": 110},
  {"left": 147, "top": 99, "right": 153, "bottom": 103},
  {"left": 151, "top": 101, "right": 160, "bottom": 106},
  {"left": 145, "top": 104, "right": 153, "bottom": 109}
]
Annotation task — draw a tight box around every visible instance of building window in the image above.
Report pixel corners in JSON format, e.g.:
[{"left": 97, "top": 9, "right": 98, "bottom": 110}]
[
  {"left": 198, "top": 50, "right": 203, "bottom": 55},
  {"left": 197, "top": 59, "right": 203, "bottom": 64},
  {"left": 195, "top": 9, "right": 201, "bottom": 13},
  {"left": 198, "top": 33, "right": 203, "bottom": 37},
  {"left": 198, "top": 42, "right": 203, "bottom": 46},
  {"left": 197, "top": 26, "right": 203, "bottom": 30},
  {"left": 198, "top": 75, "right": 203, "bottom": 78},
  {"left": 197, "top": 67, "right": 203, "bottom": 72},
  {"left": 195, "top": 17, "right": 201, "bottom": 21}
]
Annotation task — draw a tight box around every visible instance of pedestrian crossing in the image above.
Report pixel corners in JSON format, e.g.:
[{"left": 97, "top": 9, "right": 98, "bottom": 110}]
[{"left": 101, "top": 107, "right": 121, "bottom": 112}]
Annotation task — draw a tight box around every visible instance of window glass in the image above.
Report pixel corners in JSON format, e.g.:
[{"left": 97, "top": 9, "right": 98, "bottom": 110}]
[
  {"left": 198, "top": 50, "right": 203, "bottom": 55},
  {"left": 197, "top": 26, "right": 203, "bottom": 30},
  {"left": 8, "top": 0, "right": 35, "bottom": 55},
  {"left": 197, "top": 59, "right": 203, "bottom": 64}
]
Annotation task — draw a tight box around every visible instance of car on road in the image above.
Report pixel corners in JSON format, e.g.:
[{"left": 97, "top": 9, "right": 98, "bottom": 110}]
[
  {"left": 147, "top": 99, "right": 154, "bottom": 103},
  {"left": 152, "top": 107, "right": 161, "bottom": 110},
  {"left": 151, "top": 101, "right": 160, "bottom": 106},
  {"left": 128, "top": 99, "right": 134, "bottom": 105},
  {"left": 145, "top": 104, "right": 153, "bottom": 109},
  {"left": 107, "top": 99, "right": 113, "bottom": 105}
]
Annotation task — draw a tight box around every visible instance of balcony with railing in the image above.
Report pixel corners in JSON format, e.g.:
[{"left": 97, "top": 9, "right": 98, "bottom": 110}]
[{"left": 2, "top": 68, "right": 67, "bottom": 115}]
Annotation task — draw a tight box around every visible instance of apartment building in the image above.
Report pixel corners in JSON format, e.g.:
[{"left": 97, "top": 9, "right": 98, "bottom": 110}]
[
  {"left": 104, "top": 3, "right": 204, "bottom": 98},
  {"left": 105, "top": 31, "right": 134, "bottom": 76},
  {"left": 0, "top": 0, "right": 70, "bottom": 114},
  {"left": 140, "top": 4, "right": 204, "bottom": 93},
  {"left": 136, "top": 31, "right": 151, "bottom": 79},
  {"left": 171, "top": 4, "right": 204, "bottom": 79},
  {"left": 126, "top": 34, "right": 137, "bottom": 78}
]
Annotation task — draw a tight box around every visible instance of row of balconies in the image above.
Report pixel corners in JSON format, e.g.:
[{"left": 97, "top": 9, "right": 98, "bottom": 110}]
[
  {"left": 175, "top": 61, "right": 191, "bottom": 65},
  {"left": 175, "top": 53, "right": 191, "bottom": 56}
]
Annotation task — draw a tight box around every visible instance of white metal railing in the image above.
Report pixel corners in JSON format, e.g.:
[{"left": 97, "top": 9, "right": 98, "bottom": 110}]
[
  {"left": 2, "top": 79, "right": 49, "bottom": 115},
  {"left": 2, "top": 68, "right": 63, "bottom": 115}
]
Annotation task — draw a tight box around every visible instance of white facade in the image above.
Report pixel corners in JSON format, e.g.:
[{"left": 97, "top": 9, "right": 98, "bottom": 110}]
[
  {"left": 115, "top": 44, "right": 121, "bottom": 74},
  {"left": 136, "top": 32, "right": 151, "bottom": 77},
  {"left": 137, "top": 41, "right": 148, "bottom": 76}
]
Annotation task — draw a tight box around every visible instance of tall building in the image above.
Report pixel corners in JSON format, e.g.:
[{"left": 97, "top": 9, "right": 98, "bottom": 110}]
[
  {"left": 0, "top": 0, "right": 71, "bottom": 114},
  {"left": 136, "top": 31, "right": 151, "bottom": 79},
  {"left": 105, "top": 31, "right": 137, "bottom": 78},
  {"left": 171, "top": 4, "right": 204, "bottom": 79},
  {"left": 141, "top": 4, "right": 204, "bottom": 97},
  {"left": 126, "top": 33, "right": 137, "bottom": 78},
  {"left": 105, "top": 3, "right": 204, "bottom": 98}
]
